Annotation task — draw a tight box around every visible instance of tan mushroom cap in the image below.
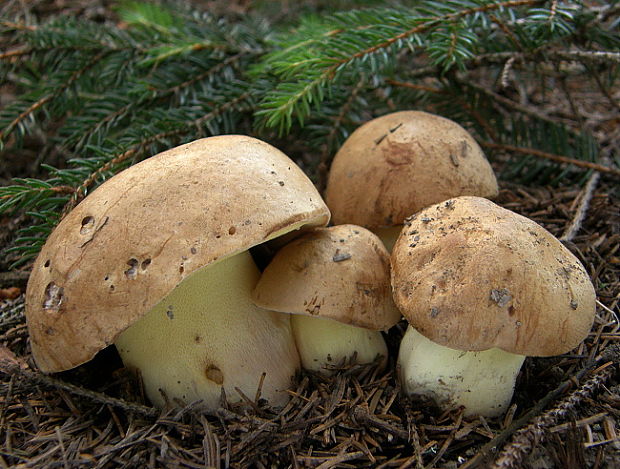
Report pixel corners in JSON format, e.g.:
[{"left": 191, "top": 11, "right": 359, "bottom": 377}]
[
  {"left": 26, "top": 135, "right": 330, "bottom": 372},
  {"left": 252, "top": 225, "right": 401, "bottom": 330},
  {"left": 325, "top": 111, "right": 498, "bottom": 228},
  {"left": 391, "top": 196, "right": 596, "bottom": 357}
]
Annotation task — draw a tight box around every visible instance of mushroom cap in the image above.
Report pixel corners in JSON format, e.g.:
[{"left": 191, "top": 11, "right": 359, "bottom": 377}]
[
  {"left": 252, "top": 225, "right": 401, "bottom": 330},
  {"left": 391, "top": 196, "right": 596, "bottom": 357},
  {"left": 325, "top": 111, "right": 498, "bottom": 228},
  {"left": 26, "top": 135, "right": 330, "bottom": 372}
]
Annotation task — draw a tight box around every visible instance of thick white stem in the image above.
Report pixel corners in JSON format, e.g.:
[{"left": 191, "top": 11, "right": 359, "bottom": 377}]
[
  {"left": 291, "top": 314, "right": 387, "bottom": 372},
  {"left": 115, "top": 250, "right": 299, "bottom": 410},
  {"left": 398, "top": 326, "right": 525, "bottom": 417}
]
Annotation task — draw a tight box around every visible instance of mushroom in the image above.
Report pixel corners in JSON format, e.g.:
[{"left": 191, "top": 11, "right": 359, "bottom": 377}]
[
  {"left": 25, "top": 135, "right": 330, "bottom": 410},
  {"left": 252, "top": 225, "right": 401, "bottom": 372},
  {"left": 391, "top": 196, "right": 596, "bottom": 417},
  {"left": 325, "top": 111, "right": 498, "bottom": 250}
]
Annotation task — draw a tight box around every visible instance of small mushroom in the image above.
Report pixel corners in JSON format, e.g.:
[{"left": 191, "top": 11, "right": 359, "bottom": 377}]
[
  {"left": 325, "top": 111, "right": 498, "bottom": 250},
  {"left": 25, "top": 135, "right": 330, "bottom": 410},
  {"left": 252, "top": 225, "right": 401, "bottom": 372},
  {"left": 391, "top": 196, "right": 596, "bottom": 417}
]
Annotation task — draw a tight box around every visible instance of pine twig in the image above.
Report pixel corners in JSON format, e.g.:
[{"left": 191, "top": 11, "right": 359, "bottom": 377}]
[
  {"left": 460, "top": 361, "right": 613, "bottom": 469},
  {"left": 0, "top": 20, "right": 36, "bottom": 31},
  {"left": 0, "top": 185, "right": 74, "bottom": 201},
  {"left": 553, "top": 50, "right": 620, "bottom": 64},
  {"left": 489, "top": 364, "right": 614, "bottom": 469},
  {"left": 560, "top": 171, "right": 600, "bottom": 242},
  {"left": 0, "top": 362, "right": 159, "bottom": 418},
  {"left": 481, "top": 142, "right": 620, "bottom": 178},
  {"left": 0, "top": 47, "right": 31, "bottom": 60},
  {"left": 465, "top": 81, "right": 580, "bottom": 136}
]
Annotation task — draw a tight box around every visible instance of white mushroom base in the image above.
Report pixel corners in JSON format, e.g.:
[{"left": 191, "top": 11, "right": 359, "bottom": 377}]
[
  {"left": 291, "top": 314, "right": 387, "bottom": 373},
  {"left": 115, "top": 251, "right": 299, "bottom": 410},
  {"left": 398, "top": 326, "right": 525, "bottom": 417}
]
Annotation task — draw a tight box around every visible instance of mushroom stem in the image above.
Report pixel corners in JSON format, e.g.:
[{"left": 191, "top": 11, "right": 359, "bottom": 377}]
[
  {"left": 398, "top": 326, "right": 525, "bottom": 417},
  {"left": 114, "top": 250, "right": 299, "bottom": 409},
  {"left": 371, "top": 225, "right": 403, "bottom": 252},
  {"left": 291, "top": 314, "right": 388, "bottom": 372}
]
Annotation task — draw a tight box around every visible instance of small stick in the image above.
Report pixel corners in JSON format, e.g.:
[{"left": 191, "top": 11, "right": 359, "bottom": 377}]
[
  {"left": 489, "top": 365, "right": 614, "bottom": 469},
  {"left": 0, "top": 363, "right": 158, "bottom": 418},
  {"left": 560, "top": 171, "right": 600, "bottom": 242},
  {"left": 460, "top": 361, "right": 611, "bottom": 469},
  {"left": 481, "top": 142, "right": 620, "bottom": 177}
]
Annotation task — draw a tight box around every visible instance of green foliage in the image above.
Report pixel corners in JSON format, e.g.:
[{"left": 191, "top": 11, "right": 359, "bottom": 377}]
[{"left": 0, "top": 0, "right": 618, "bottom": 267}]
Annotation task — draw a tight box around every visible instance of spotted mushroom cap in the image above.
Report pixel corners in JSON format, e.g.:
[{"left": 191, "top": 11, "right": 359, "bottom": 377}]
[
  {"left": 26, "top": 136, "right": 330, "bottom": 372},
  {"left": 325, "top": 111, "right": 498, "bottom": 228},
  {"left": 390, "top": 196, "right": 596, "bottom": 357},
  {"left": 252, "top": 225, "right": 401, "bottom": 330}
]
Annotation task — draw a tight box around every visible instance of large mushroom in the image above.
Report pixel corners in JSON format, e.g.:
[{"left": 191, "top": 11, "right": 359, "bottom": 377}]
[
  {"left": 325, "top": 111, "right": 498, "bottom": 250},
  {"left": 25, "top": 135, "right": 330, "bottom": 410},
  {"left": 391, "top": 196, "right": 597, "bottom": 417},
  {"left": 252, "top": 225, "right": 401, "bottom": 372}
]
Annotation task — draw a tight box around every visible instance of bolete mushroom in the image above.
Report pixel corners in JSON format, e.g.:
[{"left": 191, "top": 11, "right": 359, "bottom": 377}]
[
  {"left": 25, "top": 135, "right": 330, "bottom": 410},
  {"left": 391, "top": 196, "right": 596, "bottom": 417},
  {"left": 325, "top": 111, "right": 498, "bottom": 250},
  {"left": 252, "top": 225, "right": 401, "bottom": 372}
]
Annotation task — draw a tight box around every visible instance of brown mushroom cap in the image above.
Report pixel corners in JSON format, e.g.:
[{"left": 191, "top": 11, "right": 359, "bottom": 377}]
[
  {"left": 391, "top": 196, "right": 596, "bottom": 357},
  {"left": 252, "top": 225, "right": 401, "bottom": 330},
  {"left": 26, "top": 135, "right": 330, "bottom": 372},
  {"left": 325, "top": 111, "right": 498, "bottom": 228}
]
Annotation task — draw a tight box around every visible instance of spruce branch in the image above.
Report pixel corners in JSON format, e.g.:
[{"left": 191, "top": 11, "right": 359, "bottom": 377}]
[
  {"left": 0, "top": 50, "right": 110, "bottom": 147},
  {"left": 257, "top": 0, "right": 546, "bottom": 133},
  {"left": 61, "top": 52, "right": 248, "bottom": 151},
  {"left": 63, "top": 90, "right": 254, "bottom": 214}
]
